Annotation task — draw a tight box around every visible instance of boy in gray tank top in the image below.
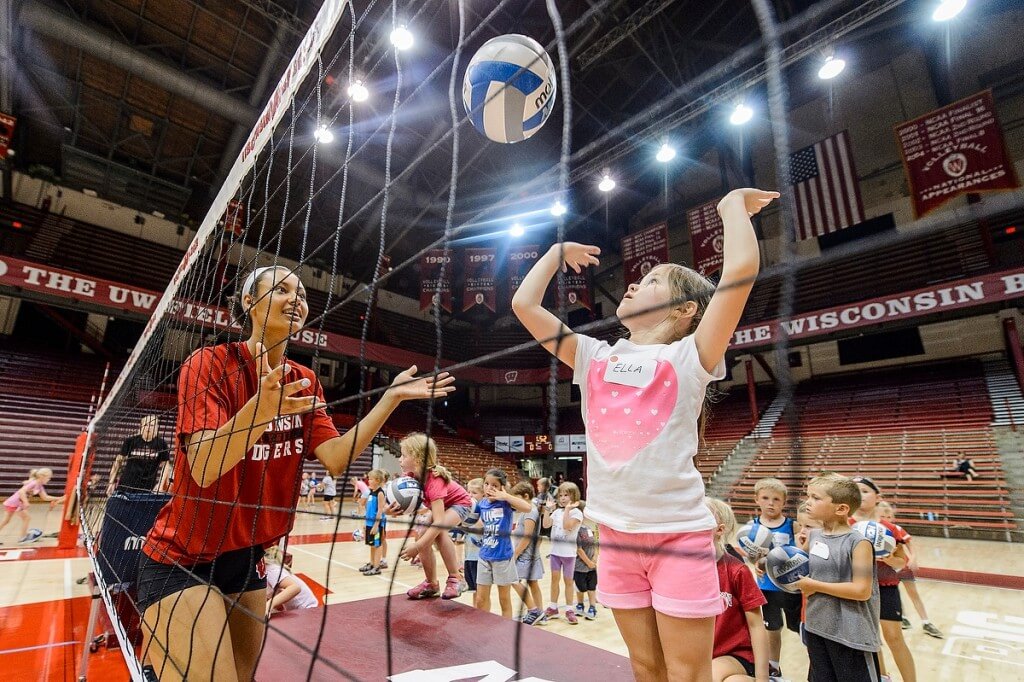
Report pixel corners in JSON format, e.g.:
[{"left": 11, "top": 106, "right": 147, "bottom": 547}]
[{"left": 795, "top": 473, "right": 881, "bottom": 682}]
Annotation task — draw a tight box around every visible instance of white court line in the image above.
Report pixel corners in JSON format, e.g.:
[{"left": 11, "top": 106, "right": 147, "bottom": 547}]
[
  {"left": 64, "top": 559, "right": 73, "bottom": 599},
  {"left": 288, "top": 546, "right": 415, "bottom": 591},
  {"left": 0, "top": 641, "right": 77, "bottom": 656}
]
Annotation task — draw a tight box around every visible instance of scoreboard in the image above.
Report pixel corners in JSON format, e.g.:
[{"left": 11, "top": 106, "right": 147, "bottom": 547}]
[{"left": 524, "top": 434, "right": 554, "bottom": 453}]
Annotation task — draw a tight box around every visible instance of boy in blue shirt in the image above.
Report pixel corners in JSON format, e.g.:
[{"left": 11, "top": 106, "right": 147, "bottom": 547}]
[
  {"left": 361, "top": 469, "right": 387, "bottom": 575},
  {"left": 475, "top": 469, "right": 533, "bottom": 619}
]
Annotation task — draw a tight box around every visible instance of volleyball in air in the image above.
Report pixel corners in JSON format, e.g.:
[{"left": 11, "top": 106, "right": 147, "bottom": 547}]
[{"left": 462, "top": 34, "right": 556, "bottom": 143}]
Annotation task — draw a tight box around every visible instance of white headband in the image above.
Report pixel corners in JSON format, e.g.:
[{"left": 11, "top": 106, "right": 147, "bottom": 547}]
[{"left": 241, "top": 266, "right": 282, "bottom": 300}]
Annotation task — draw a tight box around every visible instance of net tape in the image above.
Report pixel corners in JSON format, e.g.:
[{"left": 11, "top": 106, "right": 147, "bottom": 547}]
[{"left": 76, "top": 0, "right": 1024, "bottom": 680}]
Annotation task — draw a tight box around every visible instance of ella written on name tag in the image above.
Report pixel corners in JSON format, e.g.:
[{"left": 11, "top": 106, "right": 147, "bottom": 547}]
[{"left": 603, "top": 356, "right": 656, "bottom": 388}]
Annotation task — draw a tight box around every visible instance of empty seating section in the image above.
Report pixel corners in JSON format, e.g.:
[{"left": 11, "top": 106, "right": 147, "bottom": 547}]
[
  {"left": 725, "top": 362, "right": 1015, "bottom": 537},
  {"left": 697, "top": 389, "right": 765, "bottom": 480}
]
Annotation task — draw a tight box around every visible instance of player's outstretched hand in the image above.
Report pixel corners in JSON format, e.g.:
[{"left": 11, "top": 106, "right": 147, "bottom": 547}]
[
  {"left": 717, "top": 188, "right": 780, "bottom": 217},
  {"left": 253, "top": 343, "right": 327, "bottom": 421},
  {"left": 553, "top": 242, "right": 601, "bottom": 274},
  {"left": 387, "top": 365, "right": 456, "bottom": 402}
]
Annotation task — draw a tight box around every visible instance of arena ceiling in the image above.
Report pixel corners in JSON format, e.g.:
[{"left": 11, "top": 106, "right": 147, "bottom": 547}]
[{"left": 3, "top": 0, "right": 997, "bottom": 300}]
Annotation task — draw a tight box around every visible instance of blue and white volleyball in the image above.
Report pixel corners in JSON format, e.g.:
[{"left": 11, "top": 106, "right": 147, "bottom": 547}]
[
  {"left": 736, "top": 521, "right": 773, "bottom": 560},
  {"left": 853, "top": 520, "right": 897, "bottom": 558},
  {"left": 385, "top": 476, "right": 422, "bottom": 515},
  {"left": 462, "top": 35, "right": 556, "bottom": 143},
  {"left": 766, "top": 546, "right": 811, "bottom": 593}
]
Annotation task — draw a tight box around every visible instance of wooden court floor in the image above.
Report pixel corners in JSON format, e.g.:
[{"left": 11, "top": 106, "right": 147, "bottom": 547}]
[{"left": 2, "top": 503, "right": 1023, "bottom": 681}]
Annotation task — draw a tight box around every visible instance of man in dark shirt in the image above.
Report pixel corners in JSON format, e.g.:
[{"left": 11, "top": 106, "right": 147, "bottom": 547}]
[{"left": 107, "top": 415, "right": 171, "bottom": 495}]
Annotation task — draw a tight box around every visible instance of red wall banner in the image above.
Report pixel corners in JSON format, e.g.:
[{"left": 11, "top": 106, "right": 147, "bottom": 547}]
[
  {"left": 462, "top": 247, "right": 497, "bottom": 312},
  {"left": 731, "top": 268, "right": 1024, "bottom": 350},
  {"left": 559, "top": 271, "right": 592, "bottom": 310},
  {"left": 419, "top": 249, "right": 453, "bottom": 312},
  {"left": 896, "top": 90, "right": 1019, "bottom": 217},
  {"left": 0, "top": 113, "right": 16, "bottom": 159},
  {"left": 508, "top": 245, "right": 541, "bottom": 299},
  {"left": 621, "top": 222, "right": 670, "bottom": 286},
  {"left": 686, "top": 200, "right": 724, "bottom": 275},
  {"left": 223, "top": 200, "right": 245, "bottom": 236}
]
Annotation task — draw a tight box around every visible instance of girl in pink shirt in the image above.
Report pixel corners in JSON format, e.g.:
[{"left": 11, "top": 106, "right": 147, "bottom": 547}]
[
  {"left": 1, "top": 468, "right": 65, "bottom": 544},
  {"left": 394, "top": 432, "right": 473, "bottom": 600}
]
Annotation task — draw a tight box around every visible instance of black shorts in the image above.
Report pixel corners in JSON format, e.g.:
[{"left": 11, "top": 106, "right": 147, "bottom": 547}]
[
  {"left": 464, "top": 559, "right": 478, "bottom": 591},
  {"left": 879, "top": 584, "right": 902, "bottom": 621},
  {"left": 805, "top": 630, "right": 880, "bottom": 682},
  {"left": 574, "top": 571, "right": 597, "bottom": 593},
  {"left": 136, "top": 545, "right": 266, "bottom": 613},
  {"left": 323, "top": 494, "right": 335, "bottom": 502},
  {"left": 728, "top": 655, "right": 755, "bottom": 677},
  {"left": 762, "top": 589, "right": 802, "bottom": 632},
  {"left": 365, "top": 528, "right": 383, "bottom": 547}
]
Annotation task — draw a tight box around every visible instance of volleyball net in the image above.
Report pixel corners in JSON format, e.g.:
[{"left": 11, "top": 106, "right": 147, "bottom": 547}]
[{"left": 74, "top": 0, "right": 1024, "bottom": 679}]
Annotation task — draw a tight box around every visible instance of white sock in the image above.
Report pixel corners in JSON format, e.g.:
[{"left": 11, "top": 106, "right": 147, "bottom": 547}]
[
  {"left": 922, "top": 620, "right": 931, "bottom": 625},
  {"left": 548, "top": 602, "right": 557, "bottom": 610}
]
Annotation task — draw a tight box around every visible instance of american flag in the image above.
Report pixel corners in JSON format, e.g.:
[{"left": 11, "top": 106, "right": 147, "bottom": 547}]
[{"left": 788, "top": 130, "right": 865, "bottom": 241}]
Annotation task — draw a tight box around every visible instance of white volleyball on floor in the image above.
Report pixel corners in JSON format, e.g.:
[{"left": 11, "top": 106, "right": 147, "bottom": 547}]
[{"left": 462, "top": 34, "right": 556, "bottom": 143}]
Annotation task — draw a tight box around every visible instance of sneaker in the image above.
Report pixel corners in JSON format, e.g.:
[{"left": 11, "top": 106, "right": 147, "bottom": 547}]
[
  {"left": 565, "top": 609, "right": 578, "bottom": 624},
  {"left": 922, "top": 622, "right": 944, "bottom": 639},
  {"left": 586, "top": 605, "right": 597, "bottom": 620},
  {"left": 441, "top": 576, "right": 462, "bottom": 599},
  {"left": 901, "top": 617, "right": 912, "bottom": 630},
  {"left": 768, "top": 664, "right": 782, "bottom": 679},
  {"left": 363, "top": 566, "right": 381, "bottom": 576},
  {"left": 406, "top": 580, "right": 439, "bottom": 599},
  {"left": 379, "top": 559, "right": 388, "bottom": 569},
  {"left": 18, "top": 529, "right": 42, "bottom": 544},
  {"left": 522, "top": 609, "right": 543, "bottom": 626},
  {"left": 575, "top": 602, "right": 585, "bottom": 616},
  {"left": 543, "top": 606, "right": 560, "bottom": 621},
  {"left": 358, "top": 563, "right": 373, "bottom": 572}
]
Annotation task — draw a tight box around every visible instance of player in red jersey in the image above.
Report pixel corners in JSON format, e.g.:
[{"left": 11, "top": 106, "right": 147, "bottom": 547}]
[{"left": 137, "top": 265, "right": 455, "bottom": 682}]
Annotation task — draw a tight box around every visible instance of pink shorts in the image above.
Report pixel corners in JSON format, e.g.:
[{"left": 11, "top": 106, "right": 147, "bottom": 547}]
[{"left": 597, "top": 525, "right": 722, "bottom": 619}]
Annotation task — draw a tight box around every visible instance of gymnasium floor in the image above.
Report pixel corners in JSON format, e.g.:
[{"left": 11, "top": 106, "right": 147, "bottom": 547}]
[{"left": 2, "top": 503, "right": 1023, "bottom": 681}]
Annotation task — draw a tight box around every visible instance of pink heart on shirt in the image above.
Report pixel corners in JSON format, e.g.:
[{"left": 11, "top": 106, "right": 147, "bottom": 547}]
[{"left": 586, "top": 358, "right": 677, "bottom": 466}]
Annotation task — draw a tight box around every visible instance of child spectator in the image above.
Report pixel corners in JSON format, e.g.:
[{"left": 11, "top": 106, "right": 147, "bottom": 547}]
[
  {"left": 360, "top": 470, "right": 387, "bottom": 575},
  {"left": 320, "top": 474, "right": 336, "bottom": 519},
  {"left": 573, "top": 506, "right": 599, "bottom": 621},
  {"left": 510, "top": 482, "right": 545, "bottom": 625},
  {"left": 462, "top": 478, "right": 485, "bottom": 594},
  {"left": 877, "top": 501, "right": 942, "bottom": 639},
  {"left": 747, "top": 477, "right": 801, "bottom": 680},
  {"left": 795, "top": 473, "right": 881, "bottom": 682},
  {"left": 706, "top": 497, "right": 769, "bottom": 682},
  {"left": 542, "top": 482, "right": 584, "bottom": 623},
  {"left": 476, "top": 469, "right": 533, "bottom": 618},
  {"left": 264, "top": 548, "right": 319, "bottom": 615},
  {"left": 852, "top": 476, "right": 915, "bottom": 682},
  {"left": 1, "top": 468, "right": 65, "bottom": 544}
]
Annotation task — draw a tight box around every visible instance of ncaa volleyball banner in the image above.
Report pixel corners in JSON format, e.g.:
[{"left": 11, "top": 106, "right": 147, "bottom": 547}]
[
  {"left": 419, "top": 249, "right": 453, "bottom": 312},
  {"left": 508, "top": 245, "right": 541, "bottom": 298},
  {"left": 896, "top": 90, "right": 1019, "bottom": 217},
  {"left": 559, "top": 270, "right": 592, "bottom": 310},
  {"left": 622, "top": 222, "right": 669, "bottom": 285},
  {"left": 462, "top": 248, "right": 497, "bottom": 312},
  {"left": 0, "top": 113, "right": 15, "bottom": 158},
  {"left": 687, "top": 200, "right": 724, "bottom": 275}
]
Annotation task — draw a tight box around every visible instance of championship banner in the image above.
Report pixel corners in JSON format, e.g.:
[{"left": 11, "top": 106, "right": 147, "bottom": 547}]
[
  {"left": 896, "top": 90, "right": 1019, "bottom": 217},
  {"left": 223, "top": 199, "right": 245, "bottom": 236},
  {"left": 686, "top": 200, "right": 724, "bottom": 275},
  {"left": 419, "top": 249, "right": 453, "bottom": 312},
  {"left": 0, "top": 113, "right": 16, "bottom": 159},
  {"left": 462, "top": 247, "right": 497, "bottom": 312},
  {"left": 622, "top": 222, "right": 669, "bottom": 285},
  {"left": 559, "top": 270, "right": 592, "bottom": 310},
  {"left": 508, "top": 245, "right": 541, "bottom": 298}
]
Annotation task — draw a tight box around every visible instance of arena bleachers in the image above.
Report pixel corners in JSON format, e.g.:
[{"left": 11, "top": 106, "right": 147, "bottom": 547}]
[
  {"left": 724, "top": 361, "right": 1016, "bottom": 538},
  {"left": 697, "top": 388, "right": 767, "bottom": 480}
]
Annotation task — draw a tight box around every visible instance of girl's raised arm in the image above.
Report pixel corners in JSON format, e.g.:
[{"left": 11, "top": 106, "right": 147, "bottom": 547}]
[
  {"left": 512, "top": 243, "right": 600, "bottom": 369},
  {"left": 694, "top": 188, "right": 779, "bottom": 373}
]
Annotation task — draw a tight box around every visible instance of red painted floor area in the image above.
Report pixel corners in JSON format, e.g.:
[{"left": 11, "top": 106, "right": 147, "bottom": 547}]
[
  {"left": 0, "top": 597, "right": 129, "bottom": 682},
  {"left": 257, "top": 596, "right": 634, "bottom": 681}
]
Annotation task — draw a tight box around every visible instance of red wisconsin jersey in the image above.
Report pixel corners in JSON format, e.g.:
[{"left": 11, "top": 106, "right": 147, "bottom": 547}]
[{"left": 143, "top": 342, "right": 339, "bottom": 564}]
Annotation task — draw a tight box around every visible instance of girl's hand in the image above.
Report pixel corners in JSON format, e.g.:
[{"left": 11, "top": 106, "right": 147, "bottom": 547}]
[
  {"left": 567, "top": 501, "right": 580, "bottom": 510},
  {"left": 754, "top": 558, "right": 766, "bottom": 579},
  {"left": 796, "top": 528, "right": 809, "bottom": 546},
  {"left": 908, "top": 559, "right": 919, "bottom": 573},
  {"left": 400, "top": 542, "right": 419, "bottom": 561},
  {"left": 384, "top": 502, "right": 404, "bottom": 516},
  {"left": 253, "top": 343, "right": 327, "bottom": 421},
  {"left": 386, "top": 366, "right": 456, "bottom": 402},
  {"left": 544, "top": 499, "right": 556, "bottom": 512},
  {"left": 551, "top": 243, "right": 601, "bottom": 274},
  {"left": 717, "top": 188, "right": 780, "bottom": 218}
]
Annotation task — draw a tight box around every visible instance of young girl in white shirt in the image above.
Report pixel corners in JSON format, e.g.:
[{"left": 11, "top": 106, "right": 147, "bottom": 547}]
[
  {"left": 513, "top": 188, "right": 778, "bottom": 679},
  {"left": 541, "top": 482, "right": 584, "bottom": 623}
]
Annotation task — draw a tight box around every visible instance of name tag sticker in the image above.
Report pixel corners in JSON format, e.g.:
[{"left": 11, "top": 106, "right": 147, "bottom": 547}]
[
  {"left": 810, "top": 541, "right": 830, "bottom": 560},
  {"left": 603, "top": 357, "right": 656, "bottom": 388}
]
